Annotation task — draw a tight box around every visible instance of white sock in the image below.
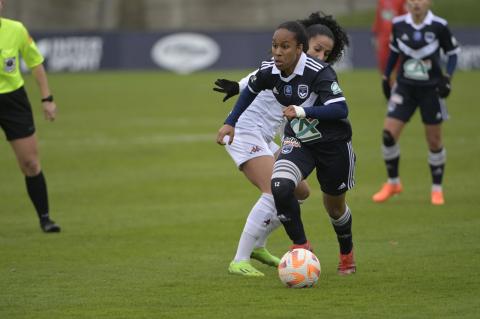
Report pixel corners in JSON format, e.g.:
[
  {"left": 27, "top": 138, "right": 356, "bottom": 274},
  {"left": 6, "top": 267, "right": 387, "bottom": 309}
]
[
  {"left": 432, "top": 184, "right": 442, "bottom": 192},
  {"left": 388, "top": 177, "right": 400, "bottom": 184},
  {"left": 233, "top": 193, "right": 279, "bottom": 262},
  {"left": 255, "top": 194, "right": 282, "bottom": 248}
]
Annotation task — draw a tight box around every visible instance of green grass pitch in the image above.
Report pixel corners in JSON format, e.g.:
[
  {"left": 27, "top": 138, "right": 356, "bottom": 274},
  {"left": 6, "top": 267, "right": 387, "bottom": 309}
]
[{"left": 1, "top": 70, "right": 479, "bottom": 318}]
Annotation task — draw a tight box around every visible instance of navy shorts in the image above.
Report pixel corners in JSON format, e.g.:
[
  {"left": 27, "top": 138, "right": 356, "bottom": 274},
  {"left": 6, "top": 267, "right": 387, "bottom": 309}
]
[
  {"left": 277, "top": 137, "right": 356, "bottom": 196},
  {"left": 0, "top": 87, "right": 36, "bottom": 141},
  {"left": 387, "top": 83, "right": 448, "bottom": 125}
]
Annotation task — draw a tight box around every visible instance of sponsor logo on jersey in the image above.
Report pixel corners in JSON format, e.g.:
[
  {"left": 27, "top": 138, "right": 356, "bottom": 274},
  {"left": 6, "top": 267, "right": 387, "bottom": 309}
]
[
  {"left": 4, "top": 57, "right": 16, "bottom": 73},
  {"left": 282, "top": 136, "right": 301, "bottom": 148},
  {"left": 424, "top": 32, "right": 436, "bottom": 43},
  {"left": 331, "top": 82, "right": 342, "bottom": 95},
  {"left": 263, "top": 218, "right": 271, "bottom": 226},
  {"left": 284, "top": 85, "right": 293, "bottom": 97},
  {"left": 298, "top": 84, "right": 309, "bottom": 99},
  {"left": 401, "top": 33, "right": 409, "bottom": 41}
]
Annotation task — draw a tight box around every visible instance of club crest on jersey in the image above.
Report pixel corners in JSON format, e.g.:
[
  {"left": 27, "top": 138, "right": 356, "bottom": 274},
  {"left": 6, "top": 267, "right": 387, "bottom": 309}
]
[
  {"left": 297, "top": 84, "right": 309, "bottom": 99},
  {"left": 284, "top": 85, "right": 293, "bottom": 97},
  {"left": 331, "top": 82, "right": 342, "bottom": 95},
  {"left": 424, "top": 32, "right": 436, "bottom": 43},
  {"left": 281, "top": 136, "right": 301, "bottom": 154},
  {"left": 4, "top": 57, "right": 16, "bottom": 73},
  {"left": 413, "top": 31, "right": 422, "bottom": 42}
]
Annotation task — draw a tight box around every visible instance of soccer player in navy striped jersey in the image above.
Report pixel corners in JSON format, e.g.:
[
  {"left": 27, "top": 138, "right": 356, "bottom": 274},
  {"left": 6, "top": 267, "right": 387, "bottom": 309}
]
[
  {"left": 372, "top": 0, "right": 459, "bottom": 205},
  {"left": 217, "top": 21, "right": 356, "bottom": 275},
  {"left": 215, "top": 13, "right": 351, "bottom": 277}
]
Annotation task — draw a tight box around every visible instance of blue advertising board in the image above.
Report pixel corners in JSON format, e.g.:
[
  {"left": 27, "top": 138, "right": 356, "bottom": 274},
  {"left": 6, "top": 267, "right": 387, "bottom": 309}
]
[{"left": 31, "top": 29, "right": 480, "bottom": 73}]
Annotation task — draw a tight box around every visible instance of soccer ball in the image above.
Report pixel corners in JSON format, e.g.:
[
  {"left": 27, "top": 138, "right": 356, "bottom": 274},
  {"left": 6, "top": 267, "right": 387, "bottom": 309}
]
[{"left": 278, "top": 248, "right": 321, "bottom": 288}]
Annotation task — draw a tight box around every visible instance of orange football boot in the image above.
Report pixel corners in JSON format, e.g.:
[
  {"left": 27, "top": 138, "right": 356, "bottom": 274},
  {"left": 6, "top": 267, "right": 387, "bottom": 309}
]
[
  {"left": 431, "top": 190, "right": 445, "bottom": 205},
  {"left": 290, "top": 240, "right": 313, "bottom": 252},
  {"left": 372, "top": 182, "right": 403, "bottom": 203},
  {"left": 338, "top": 250, "right": 356, "bottom": 275}
]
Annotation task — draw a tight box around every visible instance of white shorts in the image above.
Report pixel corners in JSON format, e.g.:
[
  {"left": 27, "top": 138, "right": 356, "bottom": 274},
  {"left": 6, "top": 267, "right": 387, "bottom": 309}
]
[{"left": 224, "top": 128, "right": 280, "bottom": 168}]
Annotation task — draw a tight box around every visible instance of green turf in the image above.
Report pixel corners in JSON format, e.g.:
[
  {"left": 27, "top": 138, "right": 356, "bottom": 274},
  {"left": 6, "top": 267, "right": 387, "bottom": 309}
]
[
  {"left": 1, "top": 70, "right": 479, "bottom": 318},
  {"left": 337, "top": 0, "right": 480, "bottom": 27}
]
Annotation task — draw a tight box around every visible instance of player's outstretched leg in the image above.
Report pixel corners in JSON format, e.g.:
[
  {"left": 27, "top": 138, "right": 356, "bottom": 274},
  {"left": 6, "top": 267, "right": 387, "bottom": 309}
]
[
  {"left": 250, "top": 247, "right": 280, "bottom": 267},
  {"left": 229, "top": 193, "right": 280, "bottom": 275}
]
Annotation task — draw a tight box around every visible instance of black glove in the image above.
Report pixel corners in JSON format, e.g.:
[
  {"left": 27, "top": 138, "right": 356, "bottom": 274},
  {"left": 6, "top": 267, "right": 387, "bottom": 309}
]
[
  {"left": 213, "top": 79, "right": 240, "bottom": 102},
  {"left": 382, "top": 77, "right": 391, "bottom": 100},
  {"left": 437, "top": 76, "right": 451, "bottom": 98}
]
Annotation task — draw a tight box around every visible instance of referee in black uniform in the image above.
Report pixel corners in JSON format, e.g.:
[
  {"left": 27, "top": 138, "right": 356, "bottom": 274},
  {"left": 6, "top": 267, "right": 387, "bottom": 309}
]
[
  {"left": 0, "top": 0, "right": 60, "bottom": 232},
  {"left": 372, "top": 0, "right": 459, "bottom": 205}
]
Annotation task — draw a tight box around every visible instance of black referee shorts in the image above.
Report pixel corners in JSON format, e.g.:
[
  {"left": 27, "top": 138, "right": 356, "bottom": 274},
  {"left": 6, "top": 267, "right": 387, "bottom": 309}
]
[
  {"left": 387, "top": 83, "right": 448, "bottom": 125},
  {"left": 277, "top": 137, "right": 356, "bottom": 196},
  {"left": 0, "top": 87, "right": 36, "bottom": 141}
]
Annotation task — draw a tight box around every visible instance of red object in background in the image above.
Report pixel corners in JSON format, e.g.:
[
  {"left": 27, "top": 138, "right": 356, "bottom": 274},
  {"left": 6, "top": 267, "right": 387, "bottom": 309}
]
[{"left": 372, "top": 0, "right": 407, "bottom": 73}]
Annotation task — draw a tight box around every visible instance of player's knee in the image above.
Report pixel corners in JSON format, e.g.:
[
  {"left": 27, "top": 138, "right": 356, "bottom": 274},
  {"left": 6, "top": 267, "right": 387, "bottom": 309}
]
[
  {"left": 294, "top": 182, "right": 310, "bottom": 201},
  {"left": 382, "top": 129, "right": 396, "bottom": 147},
  {"left": 271, "top": 178, "right": 296, "bottom": 203},
  {"left": 20, "top": 158, "right": 41, "bottom": 176}
]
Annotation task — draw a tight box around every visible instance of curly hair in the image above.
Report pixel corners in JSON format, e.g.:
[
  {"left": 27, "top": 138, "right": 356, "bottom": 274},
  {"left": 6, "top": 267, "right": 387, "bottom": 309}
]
[{"left": 297, "top": 12, "right": 349, "bottom": 64}]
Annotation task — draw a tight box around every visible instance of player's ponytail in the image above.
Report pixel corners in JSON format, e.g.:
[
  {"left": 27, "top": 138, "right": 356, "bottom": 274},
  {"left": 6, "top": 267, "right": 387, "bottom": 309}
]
[{"left": 298, "top": 11, "right": 349, "bottom": 64}]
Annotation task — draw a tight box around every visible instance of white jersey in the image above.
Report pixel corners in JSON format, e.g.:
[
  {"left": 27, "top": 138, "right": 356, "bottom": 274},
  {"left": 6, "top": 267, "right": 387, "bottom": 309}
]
[{"left": 235, "top": 70, "right": 285, "bottom": 142}]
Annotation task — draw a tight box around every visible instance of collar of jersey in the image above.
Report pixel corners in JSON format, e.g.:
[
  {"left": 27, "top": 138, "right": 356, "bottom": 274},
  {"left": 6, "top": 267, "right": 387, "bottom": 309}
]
[
  {"left": 272, "top": 52, "right": 307, "bottom": 82},
  {"left": 405, "top": 10, "right": 434, "bottom": 30}
]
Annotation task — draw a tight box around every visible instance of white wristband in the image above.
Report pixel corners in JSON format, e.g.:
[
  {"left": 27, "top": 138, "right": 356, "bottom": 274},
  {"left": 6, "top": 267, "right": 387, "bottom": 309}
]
[{"left": 293, "top": 106, "right": 306, "bottom": 118}]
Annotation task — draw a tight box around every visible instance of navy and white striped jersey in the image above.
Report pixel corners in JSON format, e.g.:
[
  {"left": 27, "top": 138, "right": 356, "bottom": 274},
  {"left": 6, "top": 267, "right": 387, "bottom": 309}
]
[
  {"left": 247, "top": 52, "right": 351, "bottom": 144},
  {"left": 390, "top": 10, "right": 460, "bottom": 86}
]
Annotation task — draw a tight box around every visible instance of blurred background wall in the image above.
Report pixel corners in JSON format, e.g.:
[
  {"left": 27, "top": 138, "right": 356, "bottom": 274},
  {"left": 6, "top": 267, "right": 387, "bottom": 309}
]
[
  {"left": 3, "top": 0, "right": 376, "bottom": 31},
  {"left": 3, "top": 0, "right": 479, "bottom": 72}
]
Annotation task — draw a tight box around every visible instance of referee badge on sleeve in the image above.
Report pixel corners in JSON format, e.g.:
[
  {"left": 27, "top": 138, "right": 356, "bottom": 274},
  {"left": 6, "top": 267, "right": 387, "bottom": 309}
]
[{"left": 4, "top": 57, "right": 16, "bottom": 73}]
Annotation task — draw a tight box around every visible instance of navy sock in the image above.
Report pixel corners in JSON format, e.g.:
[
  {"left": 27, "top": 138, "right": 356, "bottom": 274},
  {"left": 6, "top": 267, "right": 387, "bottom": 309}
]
[{"left": 331, "top": 208, "right": 353, "bottom": 254}]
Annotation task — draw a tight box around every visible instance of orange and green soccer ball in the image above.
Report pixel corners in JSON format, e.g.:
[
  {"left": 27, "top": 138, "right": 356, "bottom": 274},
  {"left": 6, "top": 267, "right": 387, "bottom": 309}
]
[{"left": 278, "top": 248, "right": 321, "bottom": 288}]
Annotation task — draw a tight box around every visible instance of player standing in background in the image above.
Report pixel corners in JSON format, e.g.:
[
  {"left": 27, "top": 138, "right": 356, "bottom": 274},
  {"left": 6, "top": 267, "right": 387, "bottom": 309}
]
[
  {"left": 372, "top": 0, "right": 459, "bottom": 205},
  {"left": 214, "top": 12, "right": 350, "bottom": 277},
  {"left": 217, "top": 20, "right": 356, "bottom": 275},
  {"left": 372, "top": 0, "right": 407, "bottom": 73},
  {"left": 0, "top": 0, "right": 60, "bottom": 232}
]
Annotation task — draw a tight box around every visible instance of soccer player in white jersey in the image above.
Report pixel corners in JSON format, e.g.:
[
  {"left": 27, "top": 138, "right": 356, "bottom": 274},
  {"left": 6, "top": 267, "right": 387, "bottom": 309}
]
[
  {"left": 214, "top": 13, "right": 350, "bottom": 276},
  {"left": 372, "top": 0, "right": 459, "bottom": 205}
]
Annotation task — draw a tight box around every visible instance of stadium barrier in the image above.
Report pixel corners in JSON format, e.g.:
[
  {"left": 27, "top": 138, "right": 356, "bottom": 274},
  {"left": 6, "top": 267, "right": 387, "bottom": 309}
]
[{"left": 30, "top": 29, "right": 480, "bottom": 73}]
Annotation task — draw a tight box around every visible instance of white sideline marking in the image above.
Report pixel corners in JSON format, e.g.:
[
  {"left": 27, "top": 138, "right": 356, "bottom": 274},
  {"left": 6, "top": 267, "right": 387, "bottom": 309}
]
[{"left": 41, "top": 133, "right": 214, "bottom": 147}]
